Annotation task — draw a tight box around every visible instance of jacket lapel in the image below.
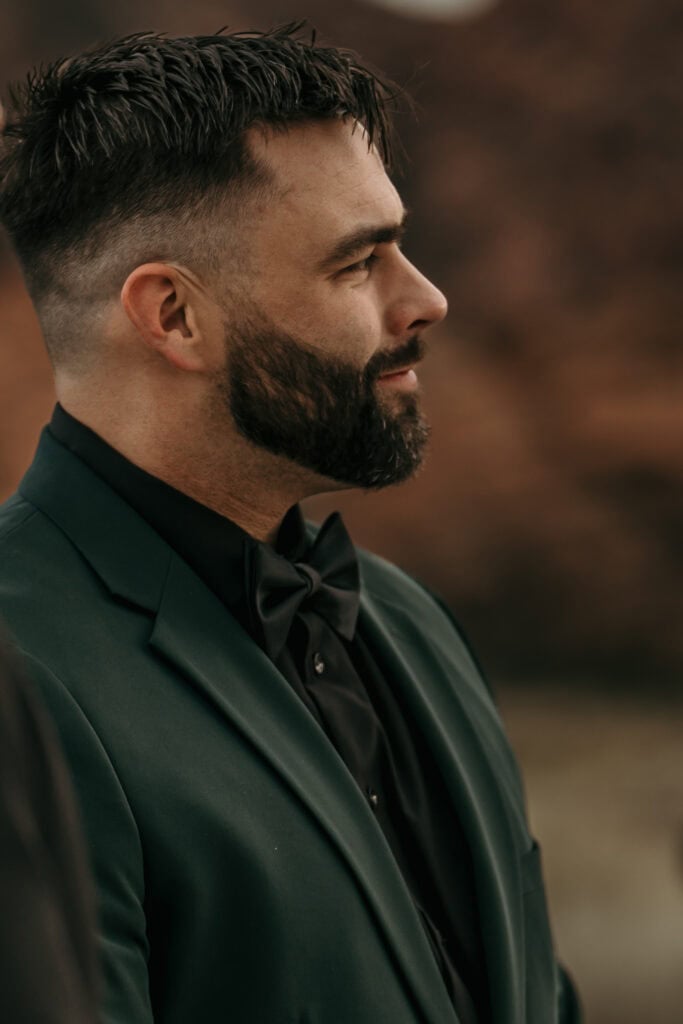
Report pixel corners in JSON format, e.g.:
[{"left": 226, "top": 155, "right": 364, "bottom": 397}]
[
  {"left": 19, "top": 431, "right": 458, "bottom": 1024},
  {"left": 358, "top": 580, "right": 527, "bottom": 1024},
  {"left": 148, "top": 553, "right": 459, "bottom": 1024}
]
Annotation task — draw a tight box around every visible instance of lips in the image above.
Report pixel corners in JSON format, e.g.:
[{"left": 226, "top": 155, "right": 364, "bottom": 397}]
[
  {"left": 378, "top": 363, "right": 416, "bottom": 379},
  {"left": 378, "top": 370, "right": 411, "bottom": 382},
  {"left": 376, "top": 366, "right": 419, "bottom": 391},
  {"left": 372, "top": 334, "right": 426, "bottom": 382}
]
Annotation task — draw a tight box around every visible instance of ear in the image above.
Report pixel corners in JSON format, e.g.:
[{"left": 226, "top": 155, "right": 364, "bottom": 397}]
[{"left": 120, "top": 263, "right": 208, "bottom": 372}]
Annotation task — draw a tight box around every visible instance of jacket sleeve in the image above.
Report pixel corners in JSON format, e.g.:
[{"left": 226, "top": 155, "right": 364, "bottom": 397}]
[{"left": 18, "top": 650, "right": 154, "bottom": 1024}]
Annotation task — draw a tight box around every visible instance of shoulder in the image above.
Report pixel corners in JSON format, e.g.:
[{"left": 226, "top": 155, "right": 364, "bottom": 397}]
[
  {"left": 0, "top": 488, "right": 72, "bottom": 558},
  {"left": 0, "top": 486, "right": 116, "bottom": 680},
  {"left": 0, "top": 491, "right": 39, "bottom": 542},
  {"left": 0, "top": 490, "right": 61, "bottom": 605},
  {"left": 0, "top": 487, "right": 89, "bottom": 594},
  {"left": 353, "top": 542, "right": 496, "bottom": 699},
  {"left": 356, "top": 542, "right": 464, "bottom": 633}
]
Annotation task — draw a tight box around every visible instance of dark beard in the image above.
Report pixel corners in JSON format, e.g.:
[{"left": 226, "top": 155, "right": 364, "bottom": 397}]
[{"left": 220, "top": 312, "right": 430, "bottom": 489}]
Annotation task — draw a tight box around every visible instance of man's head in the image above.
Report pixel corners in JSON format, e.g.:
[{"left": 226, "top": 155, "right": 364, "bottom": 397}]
[
  {"left": 0, "top": 28, "right": 447, "bottom": 500},
  {"left": 0, "top": 27, "right": 396, "bottom": 363}
]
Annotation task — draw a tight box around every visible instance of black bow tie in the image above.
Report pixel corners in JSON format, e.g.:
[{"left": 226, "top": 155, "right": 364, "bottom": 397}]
[{"left": 247, "top": 512, "right": 361, "bottom": 660}]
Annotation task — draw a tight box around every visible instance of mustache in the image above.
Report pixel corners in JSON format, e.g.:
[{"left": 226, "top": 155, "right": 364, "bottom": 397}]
[{"left": 365, "top": 335, "right": 427, "bottom": 381}]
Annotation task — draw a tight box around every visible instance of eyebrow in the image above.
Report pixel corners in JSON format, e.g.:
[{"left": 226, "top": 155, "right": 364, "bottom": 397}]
[{"left": 317, "top": 209, "right": 409, "bottom": 272}]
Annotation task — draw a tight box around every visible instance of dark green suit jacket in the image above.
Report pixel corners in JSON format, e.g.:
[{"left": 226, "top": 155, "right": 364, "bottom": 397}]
[{"left": 0, "top": 430, "right": 579, "bottom": 1024}]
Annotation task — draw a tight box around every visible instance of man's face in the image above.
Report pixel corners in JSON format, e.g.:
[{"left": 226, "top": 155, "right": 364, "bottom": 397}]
[{"left": 215, "top": 118, "right": 448, "bottom": 490}]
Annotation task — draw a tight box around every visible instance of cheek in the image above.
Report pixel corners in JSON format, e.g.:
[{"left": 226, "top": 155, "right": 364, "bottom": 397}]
[
  {"left": 313, "top": 287, "right": 384, "bottom": 362},
  {"left": 315, "top": 317, "right": 379, "bottom": 367},
  {"left": 254, "top": 279, "right": 384, "bottom": 364}
]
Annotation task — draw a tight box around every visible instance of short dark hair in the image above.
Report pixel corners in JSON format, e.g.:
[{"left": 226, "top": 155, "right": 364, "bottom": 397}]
[{"left": 0, "top": 25, "right": 396, "bottom": 364}]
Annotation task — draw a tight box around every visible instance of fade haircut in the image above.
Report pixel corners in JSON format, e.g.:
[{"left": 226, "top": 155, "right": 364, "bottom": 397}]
[{"left": 0, "top": 25, "right": 396, "bottom": 368}]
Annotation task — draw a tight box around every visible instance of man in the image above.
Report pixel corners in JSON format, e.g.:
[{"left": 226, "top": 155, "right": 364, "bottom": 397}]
[
  {"left": 0, "top": 27, "right": 579, "bottom": 1024},
  {"left": 0, "top": 631, "right": 100, "bottom": 1023}
]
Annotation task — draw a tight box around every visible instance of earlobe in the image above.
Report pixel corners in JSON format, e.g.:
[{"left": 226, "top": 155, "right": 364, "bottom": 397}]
[{"left": 120, "top": 262, "right": 206, "bottom": 372}]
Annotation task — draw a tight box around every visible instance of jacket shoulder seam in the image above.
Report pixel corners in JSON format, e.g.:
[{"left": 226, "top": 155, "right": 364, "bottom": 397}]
[{"left": 0, "top": 501, "right": 40, "bottom": 544}]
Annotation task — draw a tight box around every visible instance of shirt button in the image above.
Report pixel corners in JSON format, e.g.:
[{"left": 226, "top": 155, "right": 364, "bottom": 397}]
[
  {"left": 312, "top": 652, "right": 325, "bottom": 675},
  {"left": 366, "top": 786, "right": 379, "bottom": 809}
]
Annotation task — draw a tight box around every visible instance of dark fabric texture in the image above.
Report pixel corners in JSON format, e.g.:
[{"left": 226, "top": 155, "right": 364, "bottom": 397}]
[
  {"left": 49, "top": 403, "right": 489, "bottom": 1023},
  {"left": 0, "top": 424, "right": 581, "bottom": 1024},
  {"left": 0, "top": 630, "right": 100, "bottom": 1024}
]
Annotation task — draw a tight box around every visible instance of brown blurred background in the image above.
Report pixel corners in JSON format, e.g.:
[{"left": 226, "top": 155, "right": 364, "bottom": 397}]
[{"left": 1, "top": 0, "right": 682, "bottom": 1020}]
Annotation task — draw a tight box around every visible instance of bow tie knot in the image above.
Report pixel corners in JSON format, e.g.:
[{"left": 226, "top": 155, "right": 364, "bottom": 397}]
[
  {"left": 294, "top": 562, "right": 323, "bottom": 599},
  {"left": 247, "top": 512, "right": 360, "bottom": 660}
]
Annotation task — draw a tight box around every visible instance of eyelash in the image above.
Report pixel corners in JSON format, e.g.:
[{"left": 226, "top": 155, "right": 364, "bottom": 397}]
[{"left": 344, "top": 253, "right": 379, "bottom": 274}]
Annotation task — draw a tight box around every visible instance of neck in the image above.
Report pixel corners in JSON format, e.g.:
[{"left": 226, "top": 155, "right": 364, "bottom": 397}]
[{"left": 56, "top": 388, "right": 334, "bottom": 545}]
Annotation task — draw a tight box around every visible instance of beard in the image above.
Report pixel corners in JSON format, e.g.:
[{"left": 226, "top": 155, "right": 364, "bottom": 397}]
[{"left": 217, "top": 309, "right": 430, "bottom": 490}]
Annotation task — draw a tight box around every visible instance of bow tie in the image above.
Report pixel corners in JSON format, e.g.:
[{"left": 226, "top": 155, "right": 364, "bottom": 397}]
[{"left": 247, "top": 512, "right": 361, "bottom": 660}]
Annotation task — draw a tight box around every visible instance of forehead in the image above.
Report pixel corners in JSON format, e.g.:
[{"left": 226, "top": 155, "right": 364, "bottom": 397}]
[{"left": 246, "top": 119, "right": 404, "bottom": 254}]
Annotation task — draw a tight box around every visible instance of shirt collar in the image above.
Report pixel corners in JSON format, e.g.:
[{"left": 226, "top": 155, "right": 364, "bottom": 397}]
[{"left": 48, "top": 403, "right": 309, "bottom": 625}]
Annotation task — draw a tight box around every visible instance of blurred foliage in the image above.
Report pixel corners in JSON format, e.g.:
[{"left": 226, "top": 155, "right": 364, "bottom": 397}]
[{"left": 2, "top": 0, "right": 683, "bottom": 686}]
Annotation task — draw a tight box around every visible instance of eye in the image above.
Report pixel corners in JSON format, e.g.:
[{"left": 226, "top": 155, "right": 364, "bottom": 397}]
[{"left": 342, "top": 253, "right": 379, "bottom": 275}]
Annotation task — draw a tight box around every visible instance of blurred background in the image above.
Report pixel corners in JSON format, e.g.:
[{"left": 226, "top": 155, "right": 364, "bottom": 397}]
[{"left": 1, "top": 0, "right": 682, "bottom": 1020}]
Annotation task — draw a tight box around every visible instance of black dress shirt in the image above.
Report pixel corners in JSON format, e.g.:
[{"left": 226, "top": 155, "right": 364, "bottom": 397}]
[{"left": 49, "top": 403, "right": 490, "bottom": 1024}]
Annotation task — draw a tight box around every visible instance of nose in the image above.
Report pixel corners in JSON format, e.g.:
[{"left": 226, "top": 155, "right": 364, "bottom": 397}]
[{"left": 385, "top": 254, "right": 448, "bottom": 337}]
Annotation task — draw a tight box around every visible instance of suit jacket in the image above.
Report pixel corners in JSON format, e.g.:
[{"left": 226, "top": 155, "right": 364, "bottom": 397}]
[{"left": 0, "top": 429, "right": 579, "bottom": 1024}]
